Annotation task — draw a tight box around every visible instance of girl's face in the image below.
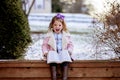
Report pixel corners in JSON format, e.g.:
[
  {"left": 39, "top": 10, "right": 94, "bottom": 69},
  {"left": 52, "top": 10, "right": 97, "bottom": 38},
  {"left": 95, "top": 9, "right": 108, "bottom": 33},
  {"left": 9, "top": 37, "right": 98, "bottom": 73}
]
[{"left": 53, "top": 20, "right": 63, "bottom": 34}]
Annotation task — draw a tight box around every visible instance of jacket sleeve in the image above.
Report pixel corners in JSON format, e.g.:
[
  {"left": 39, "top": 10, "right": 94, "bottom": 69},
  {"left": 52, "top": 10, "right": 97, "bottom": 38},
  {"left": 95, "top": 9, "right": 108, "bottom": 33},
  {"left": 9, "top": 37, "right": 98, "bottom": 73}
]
[
  {"left": 42, "top": 37, "right": 50, "bottom": 54},
  {"left": 67, "top": 36, "right": 74, "bottom": 55}
]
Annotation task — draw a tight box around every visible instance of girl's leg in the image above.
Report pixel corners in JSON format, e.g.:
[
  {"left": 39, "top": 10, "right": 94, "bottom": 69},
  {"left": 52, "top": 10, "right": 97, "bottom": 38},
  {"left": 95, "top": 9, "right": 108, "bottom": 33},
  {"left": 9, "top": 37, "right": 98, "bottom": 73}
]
[
  {"left": 50, "top": 63, "right": 57, "bottom": 80},
  {"left": 61, "top": 62, "right": 69, "bottom": 80}
]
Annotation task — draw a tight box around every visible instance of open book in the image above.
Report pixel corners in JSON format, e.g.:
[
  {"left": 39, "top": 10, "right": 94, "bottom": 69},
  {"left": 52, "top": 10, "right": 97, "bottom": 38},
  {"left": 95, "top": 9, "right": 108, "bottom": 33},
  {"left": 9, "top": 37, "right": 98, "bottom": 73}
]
[{"left": 47, "top": 50, "right": 72, "bottom": 64}]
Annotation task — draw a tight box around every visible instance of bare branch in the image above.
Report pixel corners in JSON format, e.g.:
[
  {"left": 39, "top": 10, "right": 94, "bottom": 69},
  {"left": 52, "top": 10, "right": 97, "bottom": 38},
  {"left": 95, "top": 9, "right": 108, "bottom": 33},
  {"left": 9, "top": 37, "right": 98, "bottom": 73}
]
[
  {"left": 93, "top": 0, "right": 120, "bottom": 59},
  {"left": 26, "top": 0, "right": 36, "bottom": 17}
]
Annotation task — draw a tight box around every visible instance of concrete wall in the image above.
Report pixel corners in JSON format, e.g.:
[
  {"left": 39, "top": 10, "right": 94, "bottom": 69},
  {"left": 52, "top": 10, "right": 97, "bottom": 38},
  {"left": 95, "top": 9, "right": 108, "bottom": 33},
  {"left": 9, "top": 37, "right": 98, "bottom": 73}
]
[{"left": 28, "top": 13, "right": 94, "bottom": 32}]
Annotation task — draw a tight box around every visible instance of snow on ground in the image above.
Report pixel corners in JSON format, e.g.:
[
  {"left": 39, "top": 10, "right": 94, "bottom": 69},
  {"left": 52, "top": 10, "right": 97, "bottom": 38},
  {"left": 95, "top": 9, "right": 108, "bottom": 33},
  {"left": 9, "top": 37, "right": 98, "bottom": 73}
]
[
  {"left": 24, "top": 33, "right": 116, "bottom": 60},
  {"left": 24, "top": 13, "right": 117, "bottom": 60}
]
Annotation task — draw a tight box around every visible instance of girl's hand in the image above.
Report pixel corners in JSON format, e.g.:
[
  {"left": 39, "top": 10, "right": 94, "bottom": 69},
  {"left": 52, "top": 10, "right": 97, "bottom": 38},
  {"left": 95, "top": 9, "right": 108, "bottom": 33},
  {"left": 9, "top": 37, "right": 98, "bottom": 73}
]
[
  {"left": 42, "top": 53, "right": 48, "bottom": 61},
  {"left": 44, "top": 53, "right": 48, "bottom": 57}
]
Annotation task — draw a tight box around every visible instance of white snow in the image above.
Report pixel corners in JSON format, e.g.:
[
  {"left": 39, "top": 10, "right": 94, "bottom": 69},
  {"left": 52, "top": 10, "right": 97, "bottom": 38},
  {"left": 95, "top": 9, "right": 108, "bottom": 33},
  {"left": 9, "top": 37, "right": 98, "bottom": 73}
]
[
  {"left": 24, "top": 13, "right": 117, "bottom": 60},
  {"left": 24, "top": 32, "right": 117, "bottom": 60}
]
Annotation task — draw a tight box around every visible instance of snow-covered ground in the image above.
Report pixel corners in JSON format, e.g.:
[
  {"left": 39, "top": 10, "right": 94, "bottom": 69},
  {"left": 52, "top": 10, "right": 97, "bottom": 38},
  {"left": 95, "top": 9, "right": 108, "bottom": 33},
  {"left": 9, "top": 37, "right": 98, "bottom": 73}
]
[
  {"left": 24, "top": 13, "right": 117, "bottom": 60},
  {"left": 24, "top": 29, "right": 116, "bottom": 60}
]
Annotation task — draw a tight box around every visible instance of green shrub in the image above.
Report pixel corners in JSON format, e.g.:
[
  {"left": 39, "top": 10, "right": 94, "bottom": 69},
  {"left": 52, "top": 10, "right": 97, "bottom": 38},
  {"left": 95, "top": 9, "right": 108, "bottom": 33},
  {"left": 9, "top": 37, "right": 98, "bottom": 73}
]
[{"left": 0, "top": 0, "right": 31, "bottom": 59}]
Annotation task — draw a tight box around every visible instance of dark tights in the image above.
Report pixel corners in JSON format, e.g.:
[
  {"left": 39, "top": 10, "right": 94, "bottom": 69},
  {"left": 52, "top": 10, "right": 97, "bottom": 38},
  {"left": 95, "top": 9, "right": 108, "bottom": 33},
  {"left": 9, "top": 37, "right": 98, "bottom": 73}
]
[{"left": 50, "top": 62, "right": 69, "bottom": 80}]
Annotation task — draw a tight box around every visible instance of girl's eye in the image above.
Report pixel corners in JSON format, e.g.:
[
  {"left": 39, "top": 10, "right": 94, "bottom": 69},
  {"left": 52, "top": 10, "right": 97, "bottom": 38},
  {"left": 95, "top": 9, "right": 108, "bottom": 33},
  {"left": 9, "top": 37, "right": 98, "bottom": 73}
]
[
  {"left": 59, "top": 25, "right": 61, "bottom": 26},
  {"left": 54, "top": 24, "right": 57, "bottom": 26}
]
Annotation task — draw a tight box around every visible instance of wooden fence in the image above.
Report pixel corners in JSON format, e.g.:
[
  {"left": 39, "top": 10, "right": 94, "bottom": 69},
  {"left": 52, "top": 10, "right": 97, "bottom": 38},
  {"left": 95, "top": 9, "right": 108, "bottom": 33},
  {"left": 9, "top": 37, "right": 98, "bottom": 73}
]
[{"left": 0, "top": 60, "right": 120, "bottom": 80}]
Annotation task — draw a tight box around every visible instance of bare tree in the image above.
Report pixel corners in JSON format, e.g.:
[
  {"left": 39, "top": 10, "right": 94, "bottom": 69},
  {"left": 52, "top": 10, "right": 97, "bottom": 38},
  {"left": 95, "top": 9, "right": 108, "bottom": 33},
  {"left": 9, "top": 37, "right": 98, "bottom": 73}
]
[
  {"left": 94, "top": 1, "right": 120, "bottom": 59},
  {"left": 22, "top": 0, "right": 36, "bottom": 17}
]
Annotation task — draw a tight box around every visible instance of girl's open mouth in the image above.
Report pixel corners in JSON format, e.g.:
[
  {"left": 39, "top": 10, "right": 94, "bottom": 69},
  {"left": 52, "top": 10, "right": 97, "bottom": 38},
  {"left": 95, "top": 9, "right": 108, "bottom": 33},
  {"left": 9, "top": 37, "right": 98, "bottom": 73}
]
[{"left": 56, "top": 29, "right": 60, "bottom": 32}]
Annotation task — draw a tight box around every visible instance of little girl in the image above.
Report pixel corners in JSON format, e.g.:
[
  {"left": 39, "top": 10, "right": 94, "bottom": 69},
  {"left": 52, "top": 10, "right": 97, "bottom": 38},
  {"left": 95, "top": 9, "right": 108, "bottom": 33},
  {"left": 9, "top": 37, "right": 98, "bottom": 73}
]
[{"left": 42, "top": 13, "right": 73, "bottom": 80}]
